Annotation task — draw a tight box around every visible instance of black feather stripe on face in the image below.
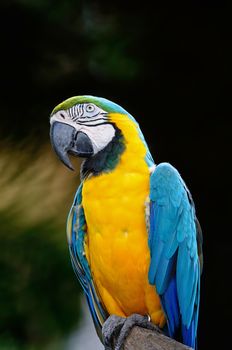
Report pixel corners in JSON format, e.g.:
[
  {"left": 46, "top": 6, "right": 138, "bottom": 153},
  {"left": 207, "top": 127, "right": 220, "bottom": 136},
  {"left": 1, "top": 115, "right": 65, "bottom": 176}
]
[
  {"left": 80, "top": 125, "right": 125, "bottom": 179},
  {"left": 67, "top": 103, "right": 108, "bottom": 125}
]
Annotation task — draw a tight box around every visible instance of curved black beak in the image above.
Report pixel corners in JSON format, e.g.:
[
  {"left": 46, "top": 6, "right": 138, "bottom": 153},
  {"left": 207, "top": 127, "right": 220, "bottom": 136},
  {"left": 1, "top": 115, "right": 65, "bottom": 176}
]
[{"left": 50, "top": 122, "right": 94, "bottom": 170}]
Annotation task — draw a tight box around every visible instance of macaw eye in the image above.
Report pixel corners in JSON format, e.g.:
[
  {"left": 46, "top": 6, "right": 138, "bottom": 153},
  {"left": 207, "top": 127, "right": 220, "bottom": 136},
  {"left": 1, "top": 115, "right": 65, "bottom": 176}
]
[{"left": 85, "top": 104, "right": 95, "bottom": 113}]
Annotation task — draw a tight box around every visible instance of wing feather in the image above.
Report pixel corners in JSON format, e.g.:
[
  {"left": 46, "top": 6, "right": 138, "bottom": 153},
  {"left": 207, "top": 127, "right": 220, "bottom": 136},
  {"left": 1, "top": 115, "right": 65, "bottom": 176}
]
[
  {"left": 67, "top": 183, "right": 108, "bottom": 340},
  {"left": 149, "top": 163, "right": 202, "bottom": 348}
]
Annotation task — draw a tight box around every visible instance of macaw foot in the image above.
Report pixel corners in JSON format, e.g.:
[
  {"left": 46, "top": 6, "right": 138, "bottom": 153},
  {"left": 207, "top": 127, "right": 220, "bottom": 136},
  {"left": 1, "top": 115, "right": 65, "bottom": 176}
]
[{"left": 102, "top": 313, "right": 160, "bottom": 350}]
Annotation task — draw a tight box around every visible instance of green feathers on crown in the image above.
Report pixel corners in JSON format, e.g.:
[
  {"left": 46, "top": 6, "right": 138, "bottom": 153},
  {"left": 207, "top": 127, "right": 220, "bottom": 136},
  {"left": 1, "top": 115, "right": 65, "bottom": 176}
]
[{"left": 51, "top": 95, "right": 129, "bottom": 116}]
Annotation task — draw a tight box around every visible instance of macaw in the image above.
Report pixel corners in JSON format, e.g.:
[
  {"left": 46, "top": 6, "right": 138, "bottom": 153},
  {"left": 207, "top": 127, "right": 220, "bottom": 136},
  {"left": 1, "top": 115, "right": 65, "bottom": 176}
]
[{"left": 50, "top": 96, "right": 203, "bottom": 350}]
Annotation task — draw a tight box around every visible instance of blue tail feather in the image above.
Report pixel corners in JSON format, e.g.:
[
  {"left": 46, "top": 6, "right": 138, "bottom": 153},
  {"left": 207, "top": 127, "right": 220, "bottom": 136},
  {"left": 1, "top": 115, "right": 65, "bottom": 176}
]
[
  {"left": 182, "top": 316, "right": 196, "bottom": 349},
  {"left": 161, "top": 276, "right": 180, "bottom": 338},
  {"left": 162, "top": 276, "right": 197, "bottom": 349}
]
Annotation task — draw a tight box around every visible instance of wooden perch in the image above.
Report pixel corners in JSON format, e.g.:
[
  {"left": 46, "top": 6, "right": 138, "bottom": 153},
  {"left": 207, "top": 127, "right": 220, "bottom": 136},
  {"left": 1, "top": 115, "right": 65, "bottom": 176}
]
[{"left": 114, "top": 326, "right": 193, "bottom": 350}]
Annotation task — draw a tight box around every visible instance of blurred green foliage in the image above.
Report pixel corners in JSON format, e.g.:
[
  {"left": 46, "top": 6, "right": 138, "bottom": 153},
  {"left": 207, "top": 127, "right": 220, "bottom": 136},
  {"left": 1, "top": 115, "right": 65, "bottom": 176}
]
[
  {"left": 0, "top": 144, "right": 82, "bottom": 349},
  {"left": 0, "top": 220, "right": 77, "bottom": 350}
]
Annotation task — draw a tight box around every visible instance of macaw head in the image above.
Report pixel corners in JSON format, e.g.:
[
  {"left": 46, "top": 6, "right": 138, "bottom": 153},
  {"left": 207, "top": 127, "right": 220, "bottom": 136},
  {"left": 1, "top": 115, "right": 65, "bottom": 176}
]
[{"left": 50, "top": 95, "right": 153, "bottom": 174}]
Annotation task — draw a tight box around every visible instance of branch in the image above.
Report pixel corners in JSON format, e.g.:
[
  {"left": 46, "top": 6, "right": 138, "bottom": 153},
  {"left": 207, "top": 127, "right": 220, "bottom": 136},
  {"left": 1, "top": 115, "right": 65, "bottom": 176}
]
[{"left": 120, "top": 326, "right": 192, "bottom": 350}]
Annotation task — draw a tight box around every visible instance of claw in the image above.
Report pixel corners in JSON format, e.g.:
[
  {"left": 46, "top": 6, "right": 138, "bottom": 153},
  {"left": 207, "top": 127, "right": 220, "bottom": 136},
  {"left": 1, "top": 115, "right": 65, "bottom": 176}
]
[
  {"left": 102, "top": 315, "right": 126, "bottom": 350},
  {"left": 102, "top": 314, "right": 160, "bottom": 350}
]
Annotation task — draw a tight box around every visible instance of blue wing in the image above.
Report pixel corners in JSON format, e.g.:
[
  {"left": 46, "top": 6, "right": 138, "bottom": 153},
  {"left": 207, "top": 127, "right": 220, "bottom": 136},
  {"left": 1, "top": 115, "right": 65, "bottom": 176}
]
[
  {"left": 66, "top": 183, "right": 108, "bottom": 341},
  {"left": 148, "top": 163, "right": 202, "bottom": 349}
]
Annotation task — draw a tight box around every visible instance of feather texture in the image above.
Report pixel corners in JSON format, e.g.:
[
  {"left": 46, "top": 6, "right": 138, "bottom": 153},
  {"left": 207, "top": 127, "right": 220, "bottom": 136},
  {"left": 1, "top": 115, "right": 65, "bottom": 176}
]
[
  {"left": 148, "top": 163, "right": 202, "bottom": 348},
  {"left": 66, "top": 184, "right": 108, "bottom": 340}
]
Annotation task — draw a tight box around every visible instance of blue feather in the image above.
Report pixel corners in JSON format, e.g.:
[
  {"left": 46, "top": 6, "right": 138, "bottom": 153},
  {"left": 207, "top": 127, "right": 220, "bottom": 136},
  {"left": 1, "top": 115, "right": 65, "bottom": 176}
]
[
  {"left": 182, "top": 316, "right": 196, "bottom": 348},
  {"left": 149, "top": 163, "right": 202, "bottom": 349},
  {"left": 162, "top": 276, "right": 180, "bottom": 337}
]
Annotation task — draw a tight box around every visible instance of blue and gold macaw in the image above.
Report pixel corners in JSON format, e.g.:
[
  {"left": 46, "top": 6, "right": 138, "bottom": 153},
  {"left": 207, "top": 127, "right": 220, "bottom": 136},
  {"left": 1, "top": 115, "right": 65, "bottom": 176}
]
[{"left": 50, "top": 96, "right": 203, "bottom": 349}]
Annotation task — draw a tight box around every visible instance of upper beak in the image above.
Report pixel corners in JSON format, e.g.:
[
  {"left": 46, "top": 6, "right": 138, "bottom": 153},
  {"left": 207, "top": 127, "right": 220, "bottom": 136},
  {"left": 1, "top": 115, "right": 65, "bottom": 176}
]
[{"left": 50, "top": 121, "right": 94, "bottom": 170}]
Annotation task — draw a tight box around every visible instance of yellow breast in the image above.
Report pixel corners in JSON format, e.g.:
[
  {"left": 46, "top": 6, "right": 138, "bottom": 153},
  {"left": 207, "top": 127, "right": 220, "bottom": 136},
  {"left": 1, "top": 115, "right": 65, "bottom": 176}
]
[{"left": 82, "top": 113, "right": 166, "bottom": 327}]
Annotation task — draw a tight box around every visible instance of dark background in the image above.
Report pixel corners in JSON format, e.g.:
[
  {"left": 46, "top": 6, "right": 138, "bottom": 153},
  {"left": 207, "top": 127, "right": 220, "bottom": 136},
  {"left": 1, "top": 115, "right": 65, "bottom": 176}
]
[{"left": 0, "top": 0, "right": 230, "bottom": 349}]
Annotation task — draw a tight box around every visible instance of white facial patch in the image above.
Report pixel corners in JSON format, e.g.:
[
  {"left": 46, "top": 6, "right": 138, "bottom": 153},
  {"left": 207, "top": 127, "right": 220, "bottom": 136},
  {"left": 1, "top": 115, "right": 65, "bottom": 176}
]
[
  {"left": 50, "top": 103, "right": 116, "bottom": 154},
  {"left": 80, "top": 123, "right": 115, "bottom": 154}
]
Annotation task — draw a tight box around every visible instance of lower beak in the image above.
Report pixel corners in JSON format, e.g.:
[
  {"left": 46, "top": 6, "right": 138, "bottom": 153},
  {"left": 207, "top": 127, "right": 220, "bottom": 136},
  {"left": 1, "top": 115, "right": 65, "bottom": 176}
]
[{"left": 50, "top": 122, "right": 94, "bottom": 170}]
